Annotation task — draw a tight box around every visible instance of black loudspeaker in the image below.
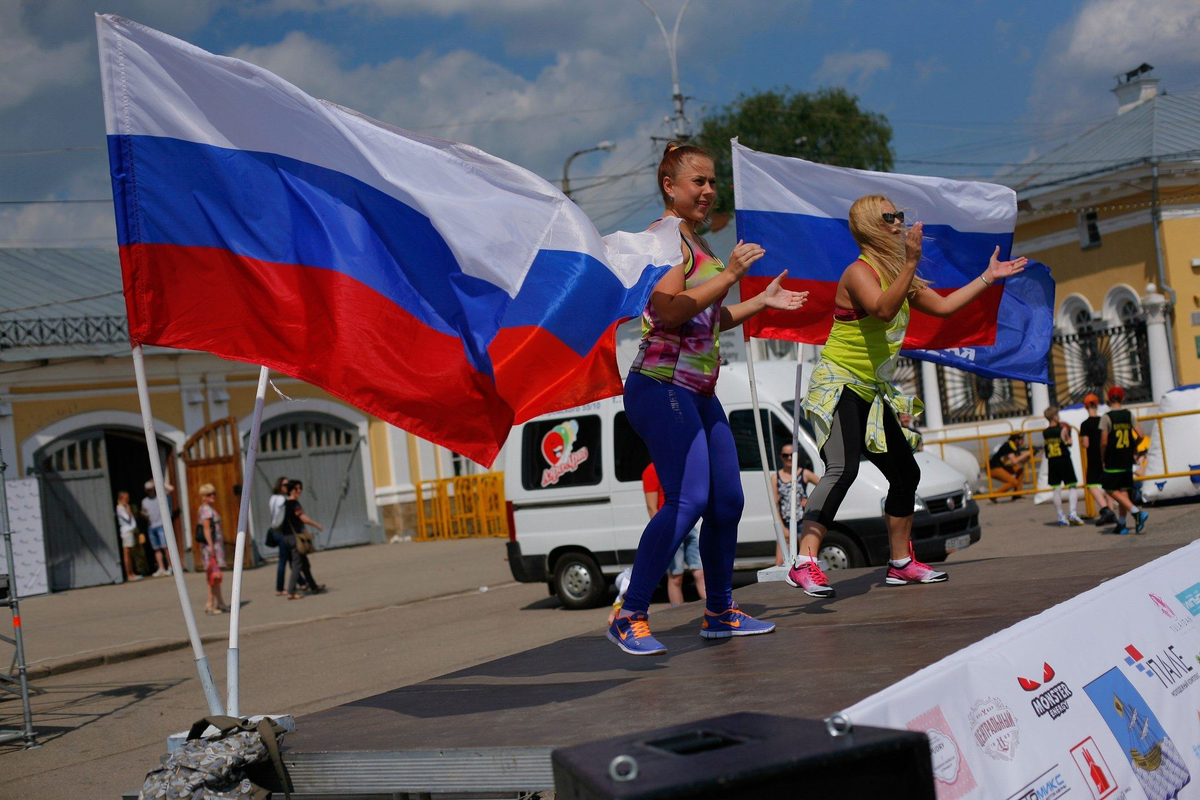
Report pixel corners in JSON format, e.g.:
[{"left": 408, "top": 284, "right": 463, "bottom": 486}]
[{"left": 552, "top": 712, "right": 934, "bottom": 800}]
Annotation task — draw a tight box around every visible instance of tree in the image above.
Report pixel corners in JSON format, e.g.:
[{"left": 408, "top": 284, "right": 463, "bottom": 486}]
[{"left": 694, "top": 87, "right": 894, "bottom": 216}]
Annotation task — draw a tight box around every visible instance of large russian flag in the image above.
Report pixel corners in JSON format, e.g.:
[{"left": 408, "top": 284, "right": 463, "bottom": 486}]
[
  {"left": 732, "top": 141, "right": 1017, "bottom": 348},
  {"left": 96, "top": 15, "right": 678, "bottom": 467}
]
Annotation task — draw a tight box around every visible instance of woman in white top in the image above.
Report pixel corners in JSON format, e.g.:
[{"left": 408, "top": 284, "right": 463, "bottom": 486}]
[
  {"left": 270, "top": 476, "right": 294, "bottom": 596},
  {"left": 116, "top": 491, "right": 142, "bottom": 582}
]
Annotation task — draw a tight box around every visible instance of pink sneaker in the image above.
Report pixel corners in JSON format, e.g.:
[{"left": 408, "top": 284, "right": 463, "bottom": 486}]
[
  {"left": 786, "top": 555, "right": 836, "bottom": 598},
  {"left": 885, "top": 544, "right": 948, "bottom": 585}
]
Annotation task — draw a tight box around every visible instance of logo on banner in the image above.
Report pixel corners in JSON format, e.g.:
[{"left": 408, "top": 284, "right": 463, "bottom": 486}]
[
  {"left": 1083, "top": 667, "right": 1191, "bottom": 800},
  {"left": 1069, "top": 737, "right": 1119, "bottom": 800},
  {"left": 1123, "top": 643, "right": 1198, "bottom": 696},
  {"left": 1018, "top": 662, "right": 1073, "bottom": 720},
  {"left": 539, "top": 420, "right": 589, "bottom": 487},
  {"left": 906, "top": 706, "right": 977, "bottom": 799},
  {"left": 1005, "top": 766, "right": 1070, "bottom": 800},
  {"left": 1150, "top": 593, "right": 1194, "bottom": 634},
  {"left": 1176, "top": 584, "right": 1200, "bottom": 617},
  {"left": 968, "top": 697, "right": 1020, "bottom": 761}
]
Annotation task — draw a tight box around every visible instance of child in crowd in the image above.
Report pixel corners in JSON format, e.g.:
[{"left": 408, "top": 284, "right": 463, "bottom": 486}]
[{"left": 1042, "top": 407, "right": 1084, "bottom": 526}]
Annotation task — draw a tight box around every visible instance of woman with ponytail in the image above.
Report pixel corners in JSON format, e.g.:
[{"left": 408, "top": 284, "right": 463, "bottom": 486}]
[
  {"left": 608, "top": 142, "right": 808, "bottom": 655},
  {"left": 787, "top": 195, "right": 1027, "bottom": 597}
]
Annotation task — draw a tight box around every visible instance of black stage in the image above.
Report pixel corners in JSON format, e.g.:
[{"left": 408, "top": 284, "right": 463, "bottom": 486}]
[{"left": 281, "top": 545, "right": 1177, "bottom": 796}]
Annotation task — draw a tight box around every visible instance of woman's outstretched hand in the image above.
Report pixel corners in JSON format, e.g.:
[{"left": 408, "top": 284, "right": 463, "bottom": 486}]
[
  {"left": 761, "top": 270, "right": 808, "bottom": 311},
  {"left": 984, "top": 247, "right": 1028, "bottom": 283},
  {"left": 904, "top": 222, "right": 923, "bottom": 267},
  {"left": 728, "top": 239, "right": 766, "bottom": 279}
]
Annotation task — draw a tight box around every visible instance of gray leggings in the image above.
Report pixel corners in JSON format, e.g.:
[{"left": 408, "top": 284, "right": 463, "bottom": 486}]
[{"left": 804, "top": 390, "right": 920, "bottom": 526}]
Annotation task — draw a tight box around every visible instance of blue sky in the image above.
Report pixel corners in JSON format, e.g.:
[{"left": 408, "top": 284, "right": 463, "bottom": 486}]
[{"left": 2, "top": 0, "right": 1198, "bottom": 245}]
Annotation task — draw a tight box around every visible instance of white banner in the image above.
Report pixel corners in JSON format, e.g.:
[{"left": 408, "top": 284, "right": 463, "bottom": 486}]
[
  {"left": 2, "top": 478, "right": 48, "bottom": 597},
  {"left": 844, "top": 541, "right": 1200, "bottom": 800}
]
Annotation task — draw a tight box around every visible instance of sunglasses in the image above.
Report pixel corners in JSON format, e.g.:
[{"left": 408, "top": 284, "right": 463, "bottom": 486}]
[
  {"left": 882, "top": 211, "right": 905, "bottom": 224},
  {"left": 781, "top": 453, "right": 793, "bottom": 459}
]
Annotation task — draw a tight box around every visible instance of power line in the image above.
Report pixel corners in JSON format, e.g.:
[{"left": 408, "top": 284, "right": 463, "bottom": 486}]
[
  {"left": 0, "top": 146, "right": 104, "bottom": 158},
  {"left": 0, "top": 289, "right": 123, "bottom": 315},
  {"left": 0, "top": 198, "right": 112, "bottom": 205}
]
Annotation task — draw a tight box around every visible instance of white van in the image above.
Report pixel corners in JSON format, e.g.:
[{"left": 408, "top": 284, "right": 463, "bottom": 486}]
[{"left": 503, "top": 362, "right": 980, "bottom": 608}]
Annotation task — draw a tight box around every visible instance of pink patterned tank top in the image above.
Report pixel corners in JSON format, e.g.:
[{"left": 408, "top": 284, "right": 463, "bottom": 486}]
[{"left": 629, "top": 232, "right": 727, "bottom": 396}]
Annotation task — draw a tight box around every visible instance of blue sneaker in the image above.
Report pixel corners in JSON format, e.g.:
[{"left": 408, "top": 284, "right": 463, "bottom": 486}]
[
  {"left": 1135, "top": 511, "right": 1149, "bottom": 534},
  {"left": 607, "top": 611, "right": 667, "bottom": 656},
  {"left": 1113, "top": 522, "right": 1130, "bottom": 536},
  {"left": 700, "top": 604, "right": 776, "bottom": 639}
]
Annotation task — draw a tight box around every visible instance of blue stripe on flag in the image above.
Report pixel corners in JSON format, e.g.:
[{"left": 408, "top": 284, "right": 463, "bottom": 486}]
[
  {"left": 736, "top": 210, "right": 1013, "bottom": 288},
  {"left": 902, "top": 261, "right": 1056, "bottom": 383}
]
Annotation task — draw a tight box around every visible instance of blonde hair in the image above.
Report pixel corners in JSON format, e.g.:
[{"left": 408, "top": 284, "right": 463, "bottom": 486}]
[
  {"left": 847, "top": 195, "right": 928, "bottom": 294},
  {"left": 198, "top": 483, "right": 216, "bottom": 497}
]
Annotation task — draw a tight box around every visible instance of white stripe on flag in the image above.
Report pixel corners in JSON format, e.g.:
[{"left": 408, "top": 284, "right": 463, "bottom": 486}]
[{"left": 733, "top": 140, "right": 1016, "bottom": 234}]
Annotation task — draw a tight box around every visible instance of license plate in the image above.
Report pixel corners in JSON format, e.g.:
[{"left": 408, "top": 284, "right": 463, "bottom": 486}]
[{"left": 945, "top": 534, "right": 971, "bottom": 553}]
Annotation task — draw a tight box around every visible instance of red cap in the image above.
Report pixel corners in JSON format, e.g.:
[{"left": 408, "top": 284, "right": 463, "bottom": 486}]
[
  {"left": 1107, "top": 386, "right": 1125, "bottom": 402},
  {"left": 1083, "top": 393, "right": 1100, "bottom": 407}
]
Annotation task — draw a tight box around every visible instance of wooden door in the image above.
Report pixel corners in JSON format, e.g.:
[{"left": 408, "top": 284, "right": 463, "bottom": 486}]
[{"left": 182, "top": 417, "right": 245, "bottom": 570}]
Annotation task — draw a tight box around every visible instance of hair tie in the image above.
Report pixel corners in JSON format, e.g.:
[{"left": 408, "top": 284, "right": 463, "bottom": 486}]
[{"left": 667, "top": 144, "right": 680, "bottom": 152}]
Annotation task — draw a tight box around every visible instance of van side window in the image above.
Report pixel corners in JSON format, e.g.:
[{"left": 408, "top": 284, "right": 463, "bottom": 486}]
[
  {"left": 729, "top": 410, "right": 813, "bottom": 472},
  {"left": 613, "top": 412, "right": 651, "bottom": 482},
  {"left": 521, "top": 415, "right": 603, "bottom": 490}
]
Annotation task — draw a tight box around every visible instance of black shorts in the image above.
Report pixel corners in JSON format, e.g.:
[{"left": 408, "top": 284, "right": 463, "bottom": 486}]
[
  {"left": 1047, "top": 460, "right": 1078, "bottom": 487},
  {"left": 1085, "top": 461, "right": 1104, "bottom": 487},
  {"left": 1102, "top": 466, "right": 1134, "bottom": 492}
]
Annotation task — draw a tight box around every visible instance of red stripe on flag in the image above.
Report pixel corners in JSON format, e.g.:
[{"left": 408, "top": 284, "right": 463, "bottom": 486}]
[
  {"left": 740, "top": 275, "right": 1002, "bottom": 349},
  {"left": 120, "top": 243, "right": 514, "bottom": 466},
  {"left": 490, "top": 320, "right": 626, "bottom": 425}
]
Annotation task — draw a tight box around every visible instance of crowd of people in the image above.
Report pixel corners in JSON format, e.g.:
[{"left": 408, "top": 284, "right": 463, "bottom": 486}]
[
  {"left": 112, "top": 475, "right": 328, "bottom": 610},
  {"left": 986, "top": 387, "right": 1150, "bottom": 535}
]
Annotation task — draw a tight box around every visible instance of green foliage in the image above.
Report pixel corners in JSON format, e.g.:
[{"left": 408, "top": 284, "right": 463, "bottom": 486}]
[{"left": 693, "top": 87, "right": 894, "bottom": 215}]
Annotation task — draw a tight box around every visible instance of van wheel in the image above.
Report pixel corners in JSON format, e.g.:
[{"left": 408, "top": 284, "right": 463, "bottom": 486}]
[
  {"left": 819, "top": 531, "right": 863, "bottom": 570},
  {"left": 554, "top": 553, "right": 606, "bottom": 609}
]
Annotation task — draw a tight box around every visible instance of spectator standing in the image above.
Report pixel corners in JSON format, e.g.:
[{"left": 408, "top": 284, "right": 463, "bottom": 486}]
[
  {"left": 269, "top": 476, "right": 295, "bottom": 597},
  {"left": 283, "top": 480, "right": 326, "bottom": 600},
  {"left": 1042, "top": 407, "right": 1084, "bottom": 526},
  {"left": 140, "top": 479, "right": 175, "bottom": 576},
  {"left": 1100, "top": 386, "right": 1149, "bottom": 535},
  {"left": 770, "top": 445, "right": 820, "bottom": 566},
  {"left": 641, "top": 462, "right": 705, "bottom": 606},
  {"left": 116, "top": 491, "right": 142, "bottom": 582},
  {"left": 197, "top": 483, "right": 229, "bottom": 614},
  {"left": 988, "top": 433, "right": 1030, "bottom": 500},
  {"left": 1078, "top": 393, "right": 1117, "bottom": 525}
]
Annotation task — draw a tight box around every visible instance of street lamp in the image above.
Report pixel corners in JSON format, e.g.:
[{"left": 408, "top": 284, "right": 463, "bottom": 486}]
[
  {"left": 562, "top": 140, "right": 616, "bottom": 199},
  {"left": 639, "top": 0, "right": 693, "bottom": 140}
]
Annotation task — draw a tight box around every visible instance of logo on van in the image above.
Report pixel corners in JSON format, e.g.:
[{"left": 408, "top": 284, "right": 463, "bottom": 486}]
[{"left": 540, "top": 420, "right": 590, "bottom": 487}]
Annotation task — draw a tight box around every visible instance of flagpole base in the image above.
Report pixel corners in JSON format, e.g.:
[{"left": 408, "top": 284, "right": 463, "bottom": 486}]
[{"left": 195, "top": 655, "right": 222, "bottom": 716}]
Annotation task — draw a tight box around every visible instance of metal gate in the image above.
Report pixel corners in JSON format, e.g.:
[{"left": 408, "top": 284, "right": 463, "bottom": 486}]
[
  {"left": 36, "top": 434, "right": 122, "bottom": 591},
  {"left": 253, "top": 415, "right": 371, "bottom": 550}
]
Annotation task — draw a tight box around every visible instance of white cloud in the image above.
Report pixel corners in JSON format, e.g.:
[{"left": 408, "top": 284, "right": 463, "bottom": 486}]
[
  {"left": 0, "top": 2, "right": 92, "bottom": 111},
  {"left": 1027, "top": 0, "right": 1200, "bottom": 123},
  {"left": 813, "top": 49, "right": 892, "bottom": 88}
]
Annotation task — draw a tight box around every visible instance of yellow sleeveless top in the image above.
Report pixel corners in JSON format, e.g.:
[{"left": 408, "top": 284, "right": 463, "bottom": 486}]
[{"left": 821, "top": 255, "right": 909, "bottom": 401}]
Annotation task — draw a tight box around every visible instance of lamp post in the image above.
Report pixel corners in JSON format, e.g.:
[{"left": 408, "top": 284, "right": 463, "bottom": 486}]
[
  {"left": 562, "top": 140, "right": 615, "bottom": 199},
  {"left": 639, "top": 0, "right": 693, "bottom": 140}
]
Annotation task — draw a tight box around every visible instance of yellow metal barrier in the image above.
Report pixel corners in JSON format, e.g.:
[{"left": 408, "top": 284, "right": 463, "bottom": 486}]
[
  {"left": 924, "top": 406, "right": 1200, "bottom": 510},
  {"left": 414, "top": 472, "right": 509, "bottom": 541}
]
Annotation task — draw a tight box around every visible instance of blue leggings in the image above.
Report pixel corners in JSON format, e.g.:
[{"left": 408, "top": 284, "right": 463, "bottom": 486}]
[{"left": 622, "top": 372, "right": 744, "bottom": 615}]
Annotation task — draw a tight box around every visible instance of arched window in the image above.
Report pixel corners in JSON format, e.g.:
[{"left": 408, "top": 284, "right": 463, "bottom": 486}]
[
  {"left": 1057, "top": 295, "right": 1095, "bottom": 335},
  {"left": 1103, "top": 285, "right": 1142, "bottom": 326}
]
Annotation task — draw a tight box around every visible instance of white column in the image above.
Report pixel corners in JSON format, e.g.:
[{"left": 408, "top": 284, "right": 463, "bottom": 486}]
[
  {"left": 919, "top": 360, "right": 944, "bottom": 429},
  {"left": 205, "top": 374, "right": 230, "bottom": 422},
  {"left": 1143, "top": 283, "right": 1175, "bottom": 402},
  {"left": 1030, "top": 383, "right": 1051, "bottom": 417}
]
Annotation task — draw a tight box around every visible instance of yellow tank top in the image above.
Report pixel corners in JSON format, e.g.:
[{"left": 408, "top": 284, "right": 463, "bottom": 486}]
[{"left": 821, "top": 255, "right": 909, "bottom": 401}]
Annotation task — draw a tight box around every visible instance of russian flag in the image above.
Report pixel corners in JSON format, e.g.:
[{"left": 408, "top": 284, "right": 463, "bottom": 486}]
[
  {"left": 96, "top": 15, "right": 678, "bottom": 467},
  {"left": 732, "top": 141, "right": 1017, "bottom": 348}
]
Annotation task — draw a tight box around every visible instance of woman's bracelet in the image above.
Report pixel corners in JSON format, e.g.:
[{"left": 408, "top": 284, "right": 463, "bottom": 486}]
[{"left": 979, "top": 273, "right": 993, "bottom": 287}]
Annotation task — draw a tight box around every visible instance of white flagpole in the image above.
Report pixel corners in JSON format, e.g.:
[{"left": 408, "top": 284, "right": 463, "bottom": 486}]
[
  {"left": 131, "top": 345, "right": 222, "bottom": 715},
  {"left": 744, "top": 332, "right": 789, "bottom": 561},
  {"left": 226, "top": 365, "right": 269, "bottom": 716},
  {"left": 789, "top": 360, "right": 803, "bottom": 564}
]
